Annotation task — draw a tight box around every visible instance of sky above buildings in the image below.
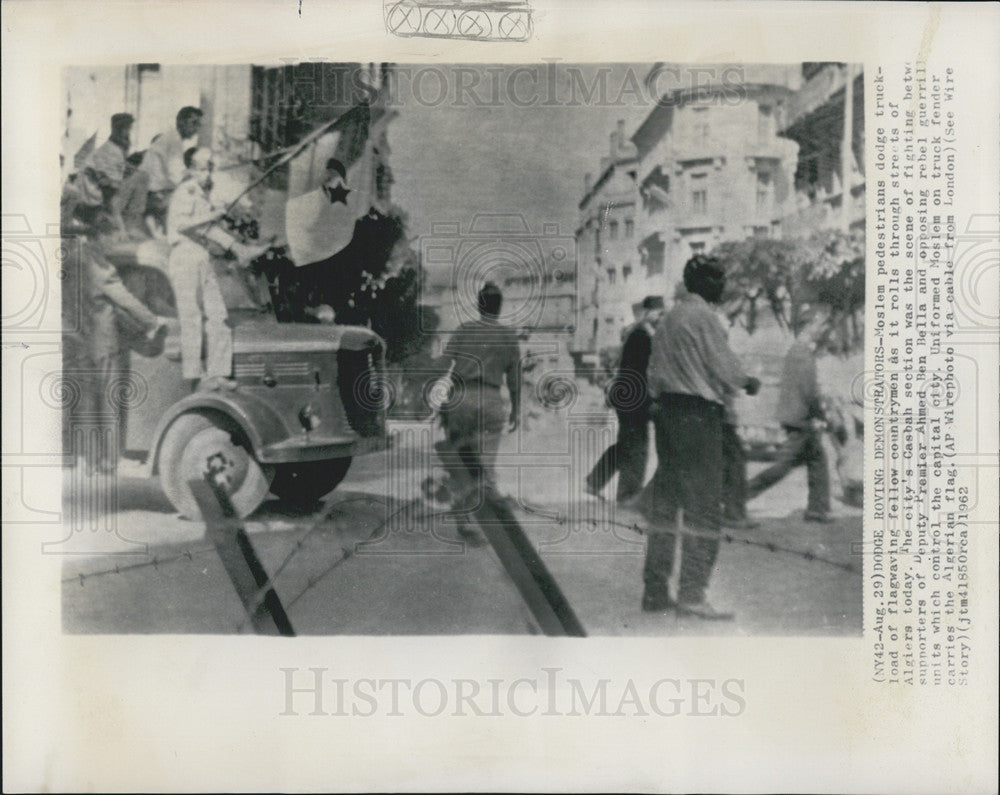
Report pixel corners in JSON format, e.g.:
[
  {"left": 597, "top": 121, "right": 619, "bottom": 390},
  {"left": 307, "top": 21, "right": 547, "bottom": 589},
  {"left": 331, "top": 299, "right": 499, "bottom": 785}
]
[{"left": 387, "top": 64, "right": 652, "bottom": 281}]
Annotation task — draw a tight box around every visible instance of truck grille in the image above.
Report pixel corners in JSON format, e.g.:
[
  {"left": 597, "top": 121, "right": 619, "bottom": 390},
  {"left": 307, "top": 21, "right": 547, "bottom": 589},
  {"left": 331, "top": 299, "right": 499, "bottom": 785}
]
[
  {"left": 337, "top": 349, "right": 386, "bottom": 438},
  {"left": 233, "top": 361, "right": 313, "bottom": 380}
]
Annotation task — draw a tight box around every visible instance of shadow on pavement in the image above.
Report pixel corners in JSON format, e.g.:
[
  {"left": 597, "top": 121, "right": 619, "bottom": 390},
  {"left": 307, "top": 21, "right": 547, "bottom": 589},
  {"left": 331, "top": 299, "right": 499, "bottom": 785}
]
[{"left": 63, "top": 471, "right": 177, "bottom": 515}]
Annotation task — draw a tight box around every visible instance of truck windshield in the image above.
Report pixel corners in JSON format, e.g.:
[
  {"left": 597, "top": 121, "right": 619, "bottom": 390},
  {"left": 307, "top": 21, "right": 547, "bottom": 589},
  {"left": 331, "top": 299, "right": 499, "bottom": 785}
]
[{"left": 103, "top": 237, "right": 273, "bottom": 318}]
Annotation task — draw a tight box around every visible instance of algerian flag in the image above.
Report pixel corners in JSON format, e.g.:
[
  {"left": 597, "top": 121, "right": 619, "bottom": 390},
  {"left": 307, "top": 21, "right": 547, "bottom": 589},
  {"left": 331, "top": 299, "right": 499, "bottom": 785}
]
[{"left": 285, "top": 105, "right": 376, "bottom": 267}]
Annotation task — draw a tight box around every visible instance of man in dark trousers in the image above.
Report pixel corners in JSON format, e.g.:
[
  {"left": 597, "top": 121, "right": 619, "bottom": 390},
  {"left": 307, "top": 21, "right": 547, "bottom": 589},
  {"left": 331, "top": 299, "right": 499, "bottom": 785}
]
[
  {"left": 585, "top": 295, "right": 663, "bottom": 501},
  {"left": 642, "top": 256, "right": 760, "bottom": 619}
]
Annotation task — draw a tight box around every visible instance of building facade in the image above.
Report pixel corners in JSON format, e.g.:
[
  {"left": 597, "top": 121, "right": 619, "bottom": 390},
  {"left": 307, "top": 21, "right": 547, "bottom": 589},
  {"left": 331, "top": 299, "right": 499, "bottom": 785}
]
[
  {"left": 571, "top": 120, "right": 644, "bottom": 371},
  {"left": 631, "top": 64, "right": 802, "bottom": 306},
  {"left": 778, "top": 62, "right": 866, "bottom": 234},
  {"left": 572, "top": 63, "right": 869, "bottom": 362}
]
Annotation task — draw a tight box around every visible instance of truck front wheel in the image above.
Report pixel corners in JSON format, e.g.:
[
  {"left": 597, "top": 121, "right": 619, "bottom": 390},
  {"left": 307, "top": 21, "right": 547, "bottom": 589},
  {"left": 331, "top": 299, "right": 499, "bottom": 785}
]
[
  {"left": 270, "top": 458, "right": 352, "bottom": 505},
  {"left": 158, "top": 412, "right": 275, "bottom": 520}
]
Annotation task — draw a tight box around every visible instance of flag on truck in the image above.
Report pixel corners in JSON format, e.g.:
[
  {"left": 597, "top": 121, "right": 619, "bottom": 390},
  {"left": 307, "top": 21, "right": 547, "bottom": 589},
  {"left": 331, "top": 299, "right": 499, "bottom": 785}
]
[{"left": 285, "top": 104, "right": 377, "bottom": 267}]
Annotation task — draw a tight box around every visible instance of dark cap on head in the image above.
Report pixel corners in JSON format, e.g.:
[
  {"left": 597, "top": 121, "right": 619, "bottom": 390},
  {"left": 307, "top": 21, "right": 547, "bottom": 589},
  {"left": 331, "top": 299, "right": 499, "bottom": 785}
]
[
  {"left": 683, "top": 254, "right": 726, "bottom": 304},
  {"left": 478, "top": 281, "right": 503, "bottom": 317},
  {"left": 641, "top": 295, "right": 664, "bottom": 310},
  {"left": 110, "top": 113, "right": 135, "bottom": 132}
]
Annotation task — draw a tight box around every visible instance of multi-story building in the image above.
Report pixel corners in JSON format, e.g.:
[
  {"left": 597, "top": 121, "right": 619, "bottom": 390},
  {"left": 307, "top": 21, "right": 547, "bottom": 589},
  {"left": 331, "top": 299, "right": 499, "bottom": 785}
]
[
  {"left": 631, "top": 63, "right": 802, "bottom": 302},
  {"left": 571, "top": 65, "right": 805, "bottom": 365},
  {"left": 568, "top": 63, "right": 865, "bottom": 445},
  {"left": 571, "top": 120, "right": 643, "bottom": 374}
]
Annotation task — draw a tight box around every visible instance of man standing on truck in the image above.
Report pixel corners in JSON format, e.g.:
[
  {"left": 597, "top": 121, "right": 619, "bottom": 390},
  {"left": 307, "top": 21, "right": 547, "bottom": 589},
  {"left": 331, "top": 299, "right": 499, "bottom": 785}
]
[
  {"left": 76, "top": 113, "right": 136, "bottom": 238},
  {"left": 140, "top": 106, "right": 203, "bottom": 231},
  {"left": 166, "top": 146, "right": 267, "bottom": 391}
]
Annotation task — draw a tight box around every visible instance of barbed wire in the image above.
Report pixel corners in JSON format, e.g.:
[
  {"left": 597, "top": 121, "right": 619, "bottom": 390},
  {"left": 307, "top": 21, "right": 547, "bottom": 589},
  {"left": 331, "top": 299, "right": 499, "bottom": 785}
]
[
  {"left": 516, "top": 501, "right": 858, "bottom": 574},
  {"left": 262, "top": 493, "right": 390, "bottom": 588},
  {"left": 65, "top": 489, "right": 856, "bottom": 635},
  {"left": 234, "top": 494, "right": 448, "bottom": 633},
  {"left": 62, "top": 545, "right": 218, "bottom": 586},
  {"left": 60, "top": 493, "right": 390, "bottom": 589}
]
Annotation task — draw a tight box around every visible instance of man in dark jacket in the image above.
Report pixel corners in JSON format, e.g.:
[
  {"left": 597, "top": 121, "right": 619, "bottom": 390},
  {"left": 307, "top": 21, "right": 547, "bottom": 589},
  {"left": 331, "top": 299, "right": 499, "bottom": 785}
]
[{"left": 585, "top": 295, "right": 663, "bottom": 501}]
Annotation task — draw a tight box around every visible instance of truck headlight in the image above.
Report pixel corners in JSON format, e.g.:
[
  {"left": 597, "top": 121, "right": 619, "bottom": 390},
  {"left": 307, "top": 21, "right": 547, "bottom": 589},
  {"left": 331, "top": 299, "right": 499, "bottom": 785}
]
[{"left": 298, "top": 403, "right": 322, "bottom": 432}]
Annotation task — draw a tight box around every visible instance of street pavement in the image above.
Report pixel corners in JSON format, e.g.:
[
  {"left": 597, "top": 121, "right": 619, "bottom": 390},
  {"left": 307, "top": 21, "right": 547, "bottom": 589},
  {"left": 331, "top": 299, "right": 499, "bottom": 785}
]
[{"left": 62, "top": 403, "right": 862, "bottom": 636}]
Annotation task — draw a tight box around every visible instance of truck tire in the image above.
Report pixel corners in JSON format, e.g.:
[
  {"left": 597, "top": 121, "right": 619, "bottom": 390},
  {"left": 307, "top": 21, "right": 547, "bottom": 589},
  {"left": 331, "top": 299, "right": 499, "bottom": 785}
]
[
  {"left": 270, "top": 458, "right": 352, "bottom": 505},
  {"left": 158, "top": 411, "right": 274, "bottom": 520}
]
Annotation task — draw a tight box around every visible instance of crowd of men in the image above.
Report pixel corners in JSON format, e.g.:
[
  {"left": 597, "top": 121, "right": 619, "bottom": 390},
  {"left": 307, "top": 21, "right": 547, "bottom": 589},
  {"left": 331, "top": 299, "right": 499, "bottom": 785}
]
[
  {"left": 607, "top": 255, "right": 842, "bottom": 619},
  {"left": 61, "top": 106, "right": 266, "bottom": 472},
  {"left": 431, "top": 257, "right": 845, "bottom": 623}
]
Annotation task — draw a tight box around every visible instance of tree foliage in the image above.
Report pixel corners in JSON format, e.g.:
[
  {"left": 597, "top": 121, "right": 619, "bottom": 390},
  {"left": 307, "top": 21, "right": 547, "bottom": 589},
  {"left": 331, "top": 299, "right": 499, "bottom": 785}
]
[{"left": 712, "top": 228, "right": 864, "bottom": 354}]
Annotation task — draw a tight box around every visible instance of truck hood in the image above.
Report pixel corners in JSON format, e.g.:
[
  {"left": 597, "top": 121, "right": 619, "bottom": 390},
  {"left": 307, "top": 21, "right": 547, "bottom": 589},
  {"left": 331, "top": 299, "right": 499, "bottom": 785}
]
[{"left": 233, "top": 320, "right": 384, "bottom": 355}]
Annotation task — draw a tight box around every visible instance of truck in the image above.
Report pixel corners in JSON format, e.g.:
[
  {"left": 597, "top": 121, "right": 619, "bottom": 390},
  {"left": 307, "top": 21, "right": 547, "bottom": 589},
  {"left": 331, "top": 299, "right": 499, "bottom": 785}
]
[{"left": 102, "top": 237, "right": 387, "bottom": 519}]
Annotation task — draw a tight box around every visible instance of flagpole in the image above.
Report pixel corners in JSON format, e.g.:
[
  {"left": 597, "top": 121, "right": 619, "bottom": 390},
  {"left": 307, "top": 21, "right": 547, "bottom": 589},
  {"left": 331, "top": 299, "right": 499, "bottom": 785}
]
[
  {"left": 219, "top": 102, "right": 370, "bottom": 217},
  {"left": 197, "top": 103, "right": 368, "bottom": 310}
]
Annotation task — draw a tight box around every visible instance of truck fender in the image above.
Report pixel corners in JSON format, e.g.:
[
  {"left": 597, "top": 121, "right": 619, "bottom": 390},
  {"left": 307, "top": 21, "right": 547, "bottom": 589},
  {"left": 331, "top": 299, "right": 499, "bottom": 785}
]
[{"left": 149, "top": 391, "right": 288, "bottom": 475}]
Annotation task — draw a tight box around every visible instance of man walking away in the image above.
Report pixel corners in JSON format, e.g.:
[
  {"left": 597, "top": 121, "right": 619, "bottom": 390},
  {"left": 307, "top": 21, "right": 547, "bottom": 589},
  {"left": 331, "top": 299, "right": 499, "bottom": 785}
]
[
  {"left": 585, "top": 295, "right": 663, "bottom": 501},
  {"left": 642, "top": 255, "right": 760, "bottom": 620},
  {"left": 434, "top": 282, "right": 521, "bottom": 545},
  {"left": 746, "top": 310, "right": 843, "bottom": 523}
]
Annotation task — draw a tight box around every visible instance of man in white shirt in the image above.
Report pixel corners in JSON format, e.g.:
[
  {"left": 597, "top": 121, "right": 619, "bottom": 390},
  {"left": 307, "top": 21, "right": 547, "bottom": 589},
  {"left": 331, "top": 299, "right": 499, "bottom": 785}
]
[
  {"left": 140, "top": 106, "right": 203, "bottom": 230},
  {"left": 166, "top": 146, "right": 266, "bottom": 390},
  {"left": 642, "top": 255, "right": 760, "bottom": 619}
]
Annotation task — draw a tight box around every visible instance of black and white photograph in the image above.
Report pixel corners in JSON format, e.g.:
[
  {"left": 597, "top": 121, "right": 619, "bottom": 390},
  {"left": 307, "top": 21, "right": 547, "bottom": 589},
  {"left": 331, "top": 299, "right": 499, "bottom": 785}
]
[
  {"left": 3, "top": 2, "right": 997, "bottom": 793},
  {"left": 55, "top": 61, "right": 866, "bottom": 636}
]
